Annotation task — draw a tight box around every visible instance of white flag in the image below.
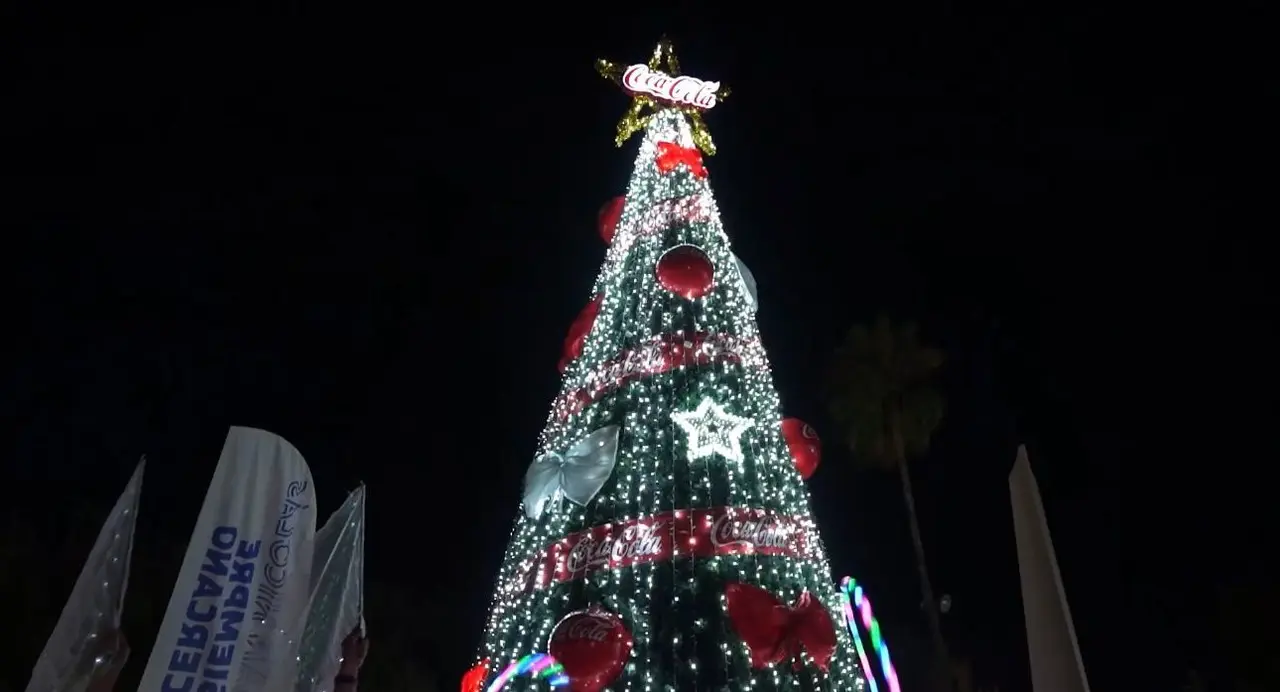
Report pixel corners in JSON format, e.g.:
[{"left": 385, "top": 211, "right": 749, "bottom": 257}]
[
  {"left": 294, "top": 485, "right": 366, "bottom": 692},
  {"left": 137, "top": 427, "right": 318, "bottom": 692},
  {"left": 1010, "top": 445, "right": 1091, "bottom": 692},
  {"left": 26, "top": 459, "right": 144, "bottom": 692}
]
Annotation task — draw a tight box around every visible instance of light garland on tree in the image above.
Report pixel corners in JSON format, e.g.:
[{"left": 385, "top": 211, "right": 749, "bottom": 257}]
[
  {"left": 671, "top": 396, "right": 755, "bottom": 464},
  {"left": 485, "top": 653, "right": 569, "bottom": 692},
  {"left": 471, "top": 44, "right": 866, "bottom": 690},
  {"left": 840, "top": 577, "right": 901, "bottom": 692}
]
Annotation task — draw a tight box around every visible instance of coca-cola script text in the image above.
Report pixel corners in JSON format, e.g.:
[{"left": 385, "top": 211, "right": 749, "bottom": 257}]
[
  {"left": 622, "top": 64, "right": 721, "bottom": 110},
  {"left": 553, "top": 332, "right": 766, "bottom": 419},
  {"left": 517, "top": 506, "right": 817, "bottom": 593}
]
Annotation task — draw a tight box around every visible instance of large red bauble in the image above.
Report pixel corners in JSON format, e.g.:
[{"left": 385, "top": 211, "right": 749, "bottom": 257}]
[
  {"left": 559, "top": 295, "right": 603, "bottom": 373},
  {"left": 598, "top": 196, "right": 625, "bottom": 245},
  {"left": 781, "top": 418, "right": 822, "bottom": 480},
  {"left": 548, "top": 606, "right": 633, "bottom": 692},
  {"left": 655, "top": 244, "right": 714, "bottom": 299}
]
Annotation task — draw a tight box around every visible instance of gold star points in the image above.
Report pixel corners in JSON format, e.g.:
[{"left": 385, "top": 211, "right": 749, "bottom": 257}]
[{"left": 596, "top": 37, "right": 730, "bottom": 155}]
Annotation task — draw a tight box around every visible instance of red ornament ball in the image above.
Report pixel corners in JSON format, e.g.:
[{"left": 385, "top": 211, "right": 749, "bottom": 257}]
[
  {"left": 548, "top": 606, "right": 634, "bottom": 692},
  {"left": 655, "top": 244, "right": 715, "bottom": 299},
  {"left": 559, "top": 295, "right": 603, "bottom": 373},
  {"left": 781, "top": 417, "right": 822, "bottom": 480},
  {"left": 598, "top": 196, "right": 625, "bottom": 245}
]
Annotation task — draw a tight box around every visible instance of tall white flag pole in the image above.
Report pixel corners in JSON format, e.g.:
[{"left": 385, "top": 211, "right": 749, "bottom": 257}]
[{"left": 1009, "top": 445, "right": 1091, "bottom": 692}]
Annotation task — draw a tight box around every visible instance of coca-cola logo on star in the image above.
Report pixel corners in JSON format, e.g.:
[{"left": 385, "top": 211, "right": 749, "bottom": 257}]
[{"left": 622, "top": 64, "right": 721, "bottom": 110}]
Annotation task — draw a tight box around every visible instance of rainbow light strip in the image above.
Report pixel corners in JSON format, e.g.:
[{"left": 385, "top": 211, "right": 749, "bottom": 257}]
[
  {"left": 485, "top": 653, "right": 569, "bottom": 692},
  {"left": 838, "top": 581, "right": 880, "bottom": 692},
  {"left": 840, "top": 576, "right": 901, "bottom": 692}
]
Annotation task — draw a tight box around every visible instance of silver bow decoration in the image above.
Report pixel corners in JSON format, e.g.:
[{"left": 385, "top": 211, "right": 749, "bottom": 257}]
[
  {"left": 732, "top": 253, "right": 758, "bottom": 311},
  {"left": 523, "top": 425, "right": 621, "bottom": 519}
]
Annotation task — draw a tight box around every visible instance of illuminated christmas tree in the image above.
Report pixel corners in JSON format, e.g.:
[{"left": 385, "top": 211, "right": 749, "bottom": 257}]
[{"left": 468, "top": 40, "right": 866, "bottom": 692}]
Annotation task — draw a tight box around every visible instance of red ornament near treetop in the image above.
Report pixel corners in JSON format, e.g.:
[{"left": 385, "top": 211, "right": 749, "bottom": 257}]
[
  {"left": 598, "top": 196, "right": 625, "bottom": 245},
  {"left": 781, "top": 417, "right": 822, "bottom": 480},
  {"left": 548, "top": 606, "right": 633, "bottom": 692},
  {"left": 655, "top": 244, "right": 714, "bottom": 299}
]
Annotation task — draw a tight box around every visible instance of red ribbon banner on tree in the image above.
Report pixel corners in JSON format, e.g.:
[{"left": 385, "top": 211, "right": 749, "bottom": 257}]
[
  {"left": 603, "top": 193, "right": 713, "bottom": 271},
  {"left": 724, "top": 583, "right": 838, "bottom": 672},
  {"left": 552, "top": 332, "right": 767, "bottom": 419},
  {"left": 655, "top": 141, "right": 707, "bottom": 178},
  {"left": 512, "top": 506, "right": 818, "bottom": 593}
]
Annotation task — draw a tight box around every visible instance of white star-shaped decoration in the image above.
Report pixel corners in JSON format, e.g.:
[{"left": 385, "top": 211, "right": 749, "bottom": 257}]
[{"left": 670, "top": 396, "right": 755, "bottom": 464}]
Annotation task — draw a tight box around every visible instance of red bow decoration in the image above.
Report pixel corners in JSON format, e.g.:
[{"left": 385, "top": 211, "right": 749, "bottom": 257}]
[
  {"left": 655, "top": 141, "right": 707, "bottom": 178},
  {"left": 460, "top": 658, "right": 489, "bottom": 692},
  {"left": 724, "top": 582, "right": 838, "bottom": 671},
  {"left": 460, "top": 654, "right": 488, "bottom": 690}
]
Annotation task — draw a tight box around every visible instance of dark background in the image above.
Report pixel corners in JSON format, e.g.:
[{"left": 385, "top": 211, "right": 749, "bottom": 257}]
[{"left": 7, "top": 4, "right": 1270, "bottom": 691}]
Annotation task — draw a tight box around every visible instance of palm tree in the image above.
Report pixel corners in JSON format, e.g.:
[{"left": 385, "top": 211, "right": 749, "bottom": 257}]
[{"left": 828, "top": 317, "right": 951, "bottom": 692}]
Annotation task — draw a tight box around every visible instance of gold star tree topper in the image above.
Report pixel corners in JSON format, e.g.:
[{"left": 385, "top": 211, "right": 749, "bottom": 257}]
[{"left": 596, "top": 38, "right": 730, "bottom": 155}]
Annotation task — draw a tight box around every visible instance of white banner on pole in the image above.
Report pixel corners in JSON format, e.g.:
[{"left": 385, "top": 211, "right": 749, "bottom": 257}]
[
  {"left": 294, "top": 485, "right": 366, "bottom": 692},
  {"left": 136, "top": 427, "right": 317, "bottom": 692},
  {"left": 26, "top": 458, "right": 145, "bottom": 692}
]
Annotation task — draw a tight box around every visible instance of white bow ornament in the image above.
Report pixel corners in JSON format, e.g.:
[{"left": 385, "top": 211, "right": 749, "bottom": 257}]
[{"left": 523, "top": 425, "right": 621, "bottom": 519}]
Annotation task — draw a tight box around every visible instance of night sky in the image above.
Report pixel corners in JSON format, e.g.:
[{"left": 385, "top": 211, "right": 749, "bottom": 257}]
[{"left": 8, "top": 5, "right": 1269, "bottom": 692}]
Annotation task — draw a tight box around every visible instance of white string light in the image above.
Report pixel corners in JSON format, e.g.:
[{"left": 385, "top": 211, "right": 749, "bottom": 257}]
[{"left": 671, "top": 396, "right": 755, "bottom": 465}]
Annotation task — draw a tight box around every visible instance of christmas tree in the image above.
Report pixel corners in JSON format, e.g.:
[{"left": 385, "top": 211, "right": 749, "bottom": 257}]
[{"left": 469, "top": 40, "right": 866, "bottom": 692}]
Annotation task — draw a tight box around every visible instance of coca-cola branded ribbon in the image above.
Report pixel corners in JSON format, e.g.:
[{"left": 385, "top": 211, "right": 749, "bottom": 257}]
[
  {"left": 604, "top": 194, "right": 713, "bottom": 272},
  {"left": 517, "top": 506, "right": 818, "bottom": 593},
  {"left": 552, "top": 332, "right": 767, "bottom": 420},
  {"left": 655, "top": 141, "right": 707, "bottom": 178},
  {"left": 524, "top": 425, "right": 621, "bottom": 519},
  {"left": 724, "top": 582, "right": 838, "bottom": 672}
]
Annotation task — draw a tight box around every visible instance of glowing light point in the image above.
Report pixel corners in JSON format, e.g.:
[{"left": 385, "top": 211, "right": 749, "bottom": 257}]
[{"left": 670, "top": 397, "right": 754, "bottom": 464}]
